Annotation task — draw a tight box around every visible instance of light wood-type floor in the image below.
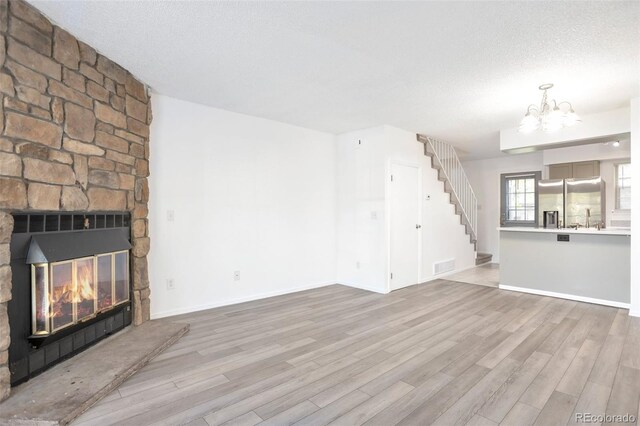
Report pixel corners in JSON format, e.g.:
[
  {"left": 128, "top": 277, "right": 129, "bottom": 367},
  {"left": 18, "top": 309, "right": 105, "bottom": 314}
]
[
  {"left": 72, "top": 281, "right": 640, "bottom": 426},
  {"left": 446, "top": 263, "right": 500, "bottom": 288}
]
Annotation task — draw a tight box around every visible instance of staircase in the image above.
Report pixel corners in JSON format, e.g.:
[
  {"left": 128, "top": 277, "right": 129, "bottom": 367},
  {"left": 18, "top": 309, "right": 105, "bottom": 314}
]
[
  {"left": 476, "top": 252, "right": 493, "bottom": 265},
  {"left": 417, "top": 134, "right": 479, "bottom": 251}
]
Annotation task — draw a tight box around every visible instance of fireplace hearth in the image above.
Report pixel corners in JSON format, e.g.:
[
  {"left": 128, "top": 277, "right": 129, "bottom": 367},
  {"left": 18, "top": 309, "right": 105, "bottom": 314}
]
[{"left": 8, "top": 212, "right": 133, "bottom": 385}]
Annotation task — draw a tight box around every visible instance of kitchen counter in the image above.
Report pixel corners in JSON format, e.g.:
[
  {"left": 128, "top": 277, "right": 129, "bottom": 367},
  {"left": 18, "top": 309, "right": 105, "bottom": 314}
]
[
  {"left": 497, "top": 226, "right": 631, "bottom": 236},
  {"left": 499, "top": 228, "right": 630, "bottom": 308}
]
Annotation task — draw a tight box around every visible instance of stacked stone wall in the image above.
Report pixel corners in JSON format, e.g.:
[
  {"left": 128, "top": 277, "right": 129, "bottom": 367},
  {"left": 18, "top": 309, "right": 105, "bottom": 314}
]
[{"left": 0, "top": 0, "right": 152, "bottom": 400}]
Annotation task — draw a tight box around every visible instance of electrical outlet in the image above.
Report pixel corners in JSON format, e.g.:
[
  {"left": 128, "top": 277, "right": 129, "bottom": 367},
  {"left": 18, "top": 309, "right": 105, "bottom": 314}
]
[
  {"left": 167, "top": 210, "right": 175, "bottom": 222},
  {"left": 370, "top": 211, "right": 377, "bottom": 219},
  {"left": 356, "top": 261, "right": 361, "bottom": 269},
  {"left": 166, "top": 278, "right": 175, "bottom": 290},
  {"left": 234, "top": 271, "right": 240, "bottom": 281}
]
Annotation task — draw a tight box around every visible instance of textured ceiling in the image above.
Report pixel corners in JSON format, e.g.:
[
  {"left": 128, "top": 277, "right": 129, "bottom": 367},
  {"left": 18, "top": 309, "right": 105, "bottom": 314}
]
[{"left": 30, "top": 1, "right": 640, "bottom": 158}]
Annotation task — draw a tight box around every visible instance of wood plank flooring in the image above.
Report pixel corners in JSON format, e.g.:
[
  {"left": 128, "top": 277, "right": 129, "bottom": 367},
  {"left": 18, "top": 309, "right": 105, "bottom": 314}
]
[
  {"left": 71, "top": 280, "right": 640, "bottom": 426},
  {"left": 446, "top": 264, "right": 500, "bottom": 288}
]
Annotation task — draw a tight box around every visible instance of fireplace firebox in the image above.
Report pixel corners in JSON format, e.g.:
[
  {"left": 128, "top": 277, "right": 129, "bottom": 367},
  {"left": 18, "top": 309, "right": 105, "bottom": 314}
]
[
  {"left": 30, "top": 250, "right": 129, "bottom": 336},
  {"left": 8, "top": 212, "right": 133, "bottom": 385}
]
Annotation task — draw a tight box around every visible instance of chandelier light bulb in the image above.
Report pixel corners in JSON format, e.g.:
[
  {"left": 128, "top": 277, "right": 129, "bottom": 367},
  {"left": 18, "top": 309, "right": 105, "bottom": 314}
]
[
  {"left": 542, "top": 107, "right": 564, "bottom": 132},
  {"left": 519, "top": 111, "right": 539, "bottom": 133},
  {"left": 563, "top": 109, "right": 581, "bottom": 127}
]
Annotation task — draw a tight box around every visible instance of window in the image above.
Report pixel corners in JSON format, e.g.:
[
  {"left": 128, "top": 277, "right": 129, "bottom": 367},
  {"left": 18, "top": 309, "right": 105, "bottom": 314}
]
[
  {"left": 505, "top": 176, "right": 536, "bottom": 221},
  {"left": 616, "top": 163, "right": 631, "bottom": 210},
  {"left": 500, "top": 171, "right": 541, "bottom": 226}
]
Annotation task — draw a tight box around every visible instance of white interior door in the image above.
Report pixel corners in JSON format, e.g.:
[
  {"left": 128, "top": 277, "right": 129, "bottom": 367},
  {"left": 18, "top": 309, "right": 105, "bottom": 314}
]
[{"left": 389, "top": 163, "right": 421, "bottom": 290}]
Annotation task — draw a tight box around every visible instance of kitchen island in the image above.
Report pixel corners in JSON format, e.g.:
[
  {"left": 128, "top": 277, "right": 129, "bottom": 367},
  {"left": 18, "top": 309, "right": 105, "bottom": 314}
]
[{"left": 499, "top": 227, "right": 631, "bottom": 308}]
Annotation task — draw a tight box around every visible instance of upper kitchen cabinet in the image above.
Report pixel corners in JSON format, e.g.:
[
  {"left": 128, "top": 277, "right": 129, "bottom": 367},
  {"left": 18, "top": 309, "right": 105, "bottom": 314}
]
[
  {"left": 548, "top": 160, "right": 600, "bottom": 179},
  {"left": 549, "top": 163, "right": 573, "bottom": 179},
  {"left": 573, "top": 161, "right": 601, "bottom": 178}
]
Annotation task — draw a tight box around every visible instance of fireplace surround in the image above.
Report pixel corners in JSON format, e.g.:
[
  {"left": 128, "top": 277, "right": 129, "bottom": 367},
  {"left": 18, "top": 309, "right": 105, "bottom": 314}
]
[
  {"left": 0, "top": 0, "right": 153, "bottom": 400},
  {"left": 8, "top": 212, "right": 133, "bottom": 385}
]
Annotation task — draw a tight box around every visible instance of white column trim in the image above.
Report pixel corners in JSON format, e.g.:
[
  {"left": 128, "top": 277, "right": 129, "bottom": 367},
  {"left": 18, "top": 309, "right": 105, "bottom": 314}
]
[{"left": 630, "top": 98, "right": 640, "bottom": 317}]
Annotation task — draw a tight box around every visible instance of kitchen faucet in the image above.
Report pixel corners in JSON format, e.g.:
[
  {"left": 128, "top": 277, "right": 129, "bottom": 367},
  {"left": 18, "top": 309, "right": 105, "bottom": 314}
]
[{"left": 585, "top": 208, "right": 591, "bottom": 228}]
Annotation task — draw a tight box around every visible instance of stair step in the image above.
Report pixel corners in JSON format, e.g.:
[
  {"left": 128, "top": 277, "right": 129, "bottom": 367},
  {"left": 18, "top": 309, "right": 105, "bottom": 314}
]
[{"left": 476, "top": 252, "right": 493, "bottom": 265}]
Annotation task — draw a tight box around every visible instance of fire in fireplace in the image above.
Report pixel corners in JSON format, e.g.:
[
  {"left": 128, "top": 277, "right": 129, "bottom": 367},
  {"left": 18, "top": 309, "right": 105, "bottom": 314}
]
[{"left": 31, "top": 251, "right": 129, "bottom": 336}]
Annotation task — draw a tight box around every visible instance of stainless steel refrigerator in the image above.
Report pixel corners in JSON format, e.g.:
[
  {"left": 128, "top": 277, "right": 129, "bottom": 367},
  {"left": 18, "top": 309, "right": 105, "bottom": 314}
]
[
  {"left": 564, "top": 177, "right": 606, "bottom": 228},
  {"left": 538, "top": 179, "right": 565, "bottom": 227},
  {"left": 537, "top": 176, "right": 606, "bottom": 228}
]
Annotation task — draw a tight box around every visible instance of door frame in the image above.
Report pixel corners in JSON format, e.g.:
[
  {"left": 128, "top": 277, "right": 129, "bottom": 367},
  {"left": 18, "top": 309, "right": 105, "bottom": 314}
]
[{"left": 386, "top": 159, "right": 423, "bottom": 292}]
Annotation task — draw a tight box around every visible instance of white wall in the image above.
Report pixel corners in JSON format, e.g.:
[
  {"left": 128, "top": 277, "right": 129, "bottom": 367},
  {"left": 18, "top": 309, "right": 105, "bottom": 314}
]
[
  {"left": 542, "top": 140, "right": 630, "bottom": 165},
  {"left": 149, "top": 98, "right": 474, "bottom": 317},
  {"left": 337, "top": 125, "right": 476, "bottom": 292},
  {"left": 149, "top": 94, "right": 337, "bottom": 318},
  {"left": 335, "top": 126, "right": 388, "bottom": 292},
  {"left": 630, "top": 97, "right": 640, "bottom": 316},
  {"left": 462, "top": 152, "right": 544, "bottom": 263}
]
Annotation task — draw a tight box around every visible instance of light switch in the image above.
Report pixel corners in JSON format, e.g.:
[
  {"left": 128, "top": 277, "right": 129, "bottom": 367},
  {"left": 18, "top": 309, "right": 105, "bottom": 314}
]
[{"left": 167, "top": 210, "right": 175, "bottom": 222}]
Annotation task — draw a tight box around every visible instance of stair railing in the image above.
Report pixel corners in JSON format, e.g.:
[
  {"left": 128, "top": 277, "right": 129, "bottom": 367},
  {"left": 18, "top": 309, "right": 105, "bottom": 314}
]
[{"left": 418, "top": 135, "right": 478, "bottom": 242}]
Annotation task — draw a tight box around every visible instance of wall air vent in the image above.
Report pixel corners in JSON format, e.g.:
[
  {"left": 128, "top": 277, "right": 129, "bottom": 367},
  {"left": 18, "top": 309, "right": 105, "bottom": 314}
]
[{"left": 433, "top": 259, "right": 455, "bottom": 275}]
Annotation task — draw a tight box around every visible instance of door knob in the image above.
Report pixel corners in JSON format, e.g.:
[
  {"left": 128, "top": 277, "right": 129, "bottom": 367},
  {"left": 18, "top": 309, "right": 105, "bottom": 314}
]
[{"left": 416, "top": 224, "right": 422, "bottom": 229}]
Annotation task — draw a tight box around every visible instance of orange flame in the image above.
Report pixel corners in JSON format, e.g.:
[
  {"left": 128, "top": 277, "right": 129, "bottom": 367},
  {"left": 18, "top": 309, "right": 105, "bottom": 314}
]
[
  {"left": 48, "top": 262, "right": 96, "bottom": 319},
  {"left": 76, "top": 263, "right": 96, "bottom": 302}
]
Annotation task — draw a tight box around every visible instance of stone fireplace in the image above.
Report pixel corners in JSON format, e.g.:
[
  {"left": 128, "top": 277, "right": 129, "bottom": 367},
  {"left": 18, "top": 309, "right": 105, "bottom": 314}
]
[{"left": 0, "top": 0, "right": 152, "bottom": 401}]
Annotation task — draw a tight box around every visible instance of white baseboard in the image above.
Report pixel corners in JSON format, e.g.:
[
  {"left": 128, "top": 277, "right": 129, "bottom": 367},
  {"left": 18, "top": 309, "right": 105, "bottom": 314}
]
[
  {"left": 629, "top": 309, "right": 640, "bottom": 317},
  {"left": 150, "top": 280, "right": 335, "bottom": 319},
  {"left": 499, "top": 284, "right": 630, "bottom": 309},
  {"left": 338, "top": 281, "right": 388, "bottom": 294},
  {"left": 348, "top": 263, "right": 481, "bottom": 294}
]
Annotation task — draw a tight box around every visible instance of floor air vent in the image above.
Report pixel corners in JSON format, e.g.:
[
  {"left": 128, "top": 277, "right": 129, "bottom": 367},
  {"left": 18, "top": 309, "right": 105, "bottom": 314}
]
[{"left": 434, "top": 259, "right": 455, "bottom": 275}]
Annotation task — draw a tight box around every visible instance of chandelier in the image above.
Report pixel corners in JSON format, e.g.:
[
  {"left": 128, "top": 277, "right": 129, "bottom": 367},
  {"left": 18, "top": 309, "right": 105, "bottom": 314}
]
[{"left": 519, "top": 83, "right": 581, "bottom": 133}]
